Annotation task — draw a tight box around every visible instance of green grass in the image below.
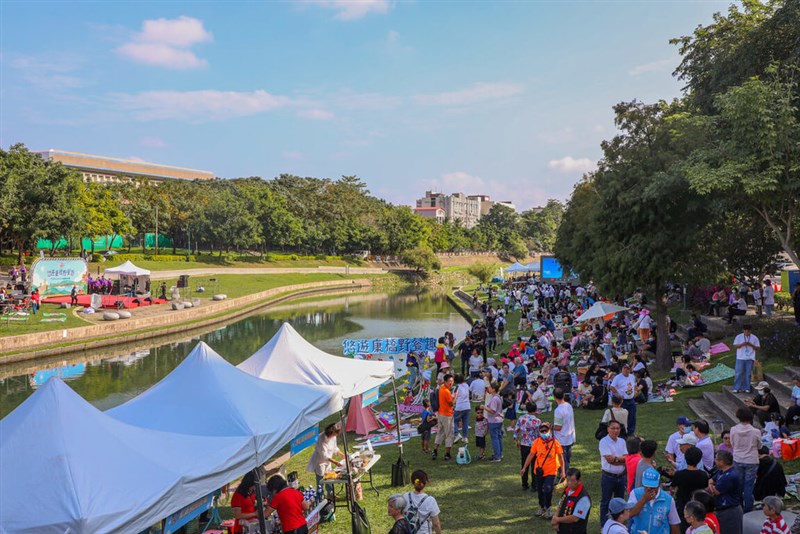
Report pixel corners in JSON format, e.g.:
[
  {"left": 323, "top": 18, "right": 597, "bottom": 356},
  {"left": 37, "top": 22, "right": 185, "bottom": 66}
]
[
  {"left": 156, "top": 273, "right": 348, "bottom": 300},
  {"left": 0, "top": 303, "right": 89, "bottom": 334},
  {"left": 95, "top": 258, "right": 352, "bottom": 272}
]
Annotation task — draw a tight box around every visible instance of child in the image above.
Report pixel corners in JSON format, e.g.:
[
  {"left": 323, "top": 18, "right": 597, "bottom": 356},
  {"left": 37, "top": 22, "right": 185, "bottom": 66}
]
[
  {"left": 760, "top": 495, "right": 790, "bottom": 534},
  {"left": 474, "top": 406, "right": 488, "bottom": 460},
  {"left": 685, "top": 364, "right": 704, "bottom": 386},
  {"left": 418, "top": 399, "right": 436, "bottom": 454},
  {"left": 683, "top": 500, "right": 713, "bottom": 533}
]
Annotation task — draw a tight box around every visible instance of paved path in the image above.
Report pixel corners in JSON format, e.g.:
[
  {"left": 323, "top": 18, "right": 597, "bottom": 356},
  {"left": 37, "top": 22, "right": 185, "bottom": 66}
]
[{"left": 148, "top": 266, "right": 387, "bottom": 280}]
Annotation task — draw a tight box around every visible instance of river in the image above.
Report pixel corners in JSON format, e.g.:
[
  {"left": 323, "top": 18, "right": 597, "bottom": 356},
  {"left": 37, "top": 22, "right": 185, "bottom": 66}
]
[{"left": 0, "top": 290, "right": 469, "bottom": 418}]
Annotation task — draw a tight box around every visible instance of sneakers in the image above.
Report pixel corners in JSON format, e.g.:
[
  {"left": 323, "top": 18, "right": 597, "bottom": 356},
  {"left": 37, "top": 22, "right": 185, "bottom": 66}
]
[
  {"left": 534, "top": 508, "right": 546, "bottom": 517},
  {"left": 732, "top": 389, "right": 739, "bottom": 393},
  {"left": 489, "top": 457, "right": 502, "bottom": 462},
  {"left": 453, "top": 434, "right": 463, "bottom": 443},
  {"left": 543, "top": 509, "right": 553, "bottom": 519},
  {"left": 443, "top": 453, "right": 451, "bottom": 461},
  {"left": 478, "top": 454, "right": 486, "bottom": 461},
  {"left": 431, "top": 450, "right": 438, "bottom": 460}
]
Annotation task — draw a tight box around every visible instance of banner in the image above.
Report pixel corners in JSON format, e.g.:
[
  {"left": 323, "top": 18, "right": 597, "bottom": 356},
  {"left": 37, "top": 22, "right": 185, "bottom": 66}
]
[
  {"left": 342, "top": 337, "right": 436, "bottom": 355},
  {"left": 290, "top": 425, "right": 319, "bottom": 456},
  {"left": 30, "top": 258, "right": 88, "bottom": 296},
  {"left": 163, "top": 492, "right": 215, "bottom": 534},
  {"left": 361, "top": 386, "right": 380, "bottom": 408}
]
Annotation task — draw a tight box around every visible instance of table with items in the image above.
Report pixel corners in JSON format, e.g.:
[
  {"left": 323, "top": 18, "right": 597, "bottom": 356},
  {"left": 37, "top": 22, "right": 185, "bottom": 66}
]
[{"left": 320, "top": 452, "right": 381, "bottom": 511}]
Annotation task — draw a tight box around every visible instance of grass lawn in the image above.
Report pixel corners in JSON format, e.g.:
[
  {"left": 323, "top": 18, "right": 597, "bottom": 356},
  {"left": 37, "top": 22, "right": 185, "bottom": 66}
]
[
  {"left": 0, "top": 303, "right": 89, "bottom": 335},
  {"left": 94, "top": 257, "right": 354, "bottom": 273},
  {"left": 208, "top": 290, "right": 800, "bottom": 534}
]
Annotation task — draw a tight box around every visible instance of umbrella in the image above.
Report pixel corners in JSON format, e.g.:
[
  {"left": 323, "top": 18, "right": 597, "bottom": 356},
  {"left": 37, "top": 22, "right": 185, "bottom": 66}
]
[{"left": 575, "top": 301, "right": 629, "bottom": 322}]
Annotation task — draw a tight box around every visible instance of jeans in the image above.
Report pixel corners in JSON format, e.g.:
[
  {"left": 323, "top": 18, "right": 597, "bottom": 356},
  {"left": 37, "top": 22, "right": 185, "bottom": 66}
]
[
  {"left": 765, "top": 304, "right": 774, "bottom": 318},
  {"left": 734, "top": 359, "right": 754, "bottom": 392},
  {"left": 408, "top": 367, "right": 419, "bottom": 391},
  {"left": 622, "top": 398, "right": 637, "bottom": 435},
  {"left": 734, "top": 461, "right": 758, "bottom": 512},
  {"left": 600, "top": 472, "right": 626, "bottom": 527},
  {"left": 561, "top": 444, "right": 572, "bottom": 471},
  {"left": 536, "top": 474, "right": 555, "bottom": 509},
  {"left": 454, "top": 409, "right": 470, "bottom": 439},
  {"left": 315, "top": 473, "right": 324, "bottom": 499},
  {"left": 519, "top": 445, "right": 533, "bottom": 488},
  {"left": 488, "top": 422, "right": 503, "bottom": 460},
  {"left": 461, "top": 357, "right": 469, "bottom": 375}
]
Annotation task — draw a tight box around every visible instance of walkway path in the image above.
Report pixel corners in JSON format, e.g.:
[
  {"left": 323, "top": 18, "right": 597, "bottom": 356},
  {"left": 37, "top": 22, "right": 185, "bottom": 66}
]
[{"left": 149, "top": 266, "right": 387, "bottom": 280}]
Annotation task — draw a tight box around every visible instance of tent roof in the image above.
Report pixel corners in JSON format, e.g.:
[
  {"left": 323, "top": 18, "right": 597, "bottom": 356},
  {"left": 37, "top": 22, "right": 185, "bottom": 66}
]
[
  {"left": 505, "top": 262, "right": 528, "bottom": 273},
  {"left": 575, "top": 301, "right": 629, "bottom": 322},
  {"left": 524, "top": 262, "right": 541, "bottom": 272},
  {"left": 0, "top": 378, "right": 251, "bottom": 534},
  {"left": 108, "top": 342, "right": 342, "bottom": 464},
  {"left": 237, "top": 323, "right": 394, "bottom": 398},
  {"left": 104, "top": 260, "right": 150, "bottom": 276}
]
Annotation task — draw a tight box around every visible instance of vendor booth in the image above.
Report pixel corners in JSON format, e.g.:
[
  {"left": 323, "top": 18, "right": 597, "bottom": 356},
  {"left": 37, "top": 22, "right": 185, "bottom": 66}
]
[{"left": 104, "top": 260, "right": 151, "bottom": 296}]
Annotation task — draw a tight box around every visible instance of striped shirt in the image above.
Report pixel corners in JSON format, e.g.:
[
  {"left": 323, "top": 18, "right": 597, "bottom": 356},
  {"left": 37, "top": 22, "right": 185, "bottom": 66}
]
[{"left": 761, "top": 516, "right": 790, "bottom": 534}]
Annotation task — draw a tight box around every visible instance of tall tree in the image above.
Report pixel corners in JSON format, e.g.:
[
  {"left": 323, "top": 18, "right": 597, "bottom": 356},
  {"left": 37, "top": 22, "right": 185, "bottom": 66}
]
[{"left": 521, "top": 199, "right": 565, "bottom": 252}]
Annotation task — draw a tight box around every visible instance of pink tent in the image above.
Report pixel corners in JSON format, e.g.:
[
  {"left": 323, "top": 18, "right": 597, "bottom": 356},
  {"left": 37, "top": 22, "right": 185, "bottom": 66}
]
[{"left": 345, "top": 394, "right": 380, "bottom": 436}]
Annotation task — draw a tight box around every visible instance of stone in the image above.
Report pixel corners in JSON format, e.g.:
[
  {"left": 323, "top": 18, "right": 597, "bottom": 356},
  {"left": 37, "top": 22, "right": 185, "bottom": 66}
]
[
  {"left": 171, "top": 302, "right": 184, "bottom": 311},
  {"left": 192, "top": 298, "right": 201, "bottom": 307},
  {"left": 212, "top": 294, "right": 227, "bottom": 301},
  {"left": 103, "top": 312, "right": 120, "bottom": 321},
  {"left": 117, "top": 310, "right": 132, "bottom": 319},
  {"left": 60, "top": 303, "right": 71, "bottom": 309},
  {"left": 183, "top": 301, "right": 193, "bottom": 308}
]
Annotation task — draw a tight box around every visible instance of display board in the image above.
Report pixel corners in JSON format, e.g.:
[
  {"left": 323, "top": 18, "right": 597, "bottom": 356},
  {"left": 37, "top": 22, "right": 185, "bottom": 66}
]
[
  {"left": 30, "top": 257, "right": 88, "bottom": 295},
  {"left": 341, "top": 337, "right": 436, "bottom": 355},
  {"left": 540, "top": 256, "right": 578, "bottom": 281}
]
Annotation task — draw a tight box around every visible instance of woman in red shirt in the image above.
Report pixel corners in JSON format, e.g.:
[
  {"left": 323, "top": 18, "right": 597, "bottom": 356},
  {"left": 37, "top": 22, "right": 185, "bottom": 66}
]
[
  {"left": 230, "top": 472, "right": 260, "bottom": 533},
  {"left": 266, "top": 475, "right": 310, "bottom": 534}
]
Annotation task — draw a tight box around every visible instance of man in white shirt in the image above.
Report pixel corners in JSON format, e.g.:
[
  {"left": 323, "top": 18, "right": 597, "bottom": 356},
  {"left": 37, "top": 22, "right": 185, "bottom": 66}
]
[
  {"left": 469, "top": 376, "right": 486, "bottom": 400},
  {"left": 733, "top": 324, "right": 760, "bottom": 393},
  {"left": 553, "top": 388, "right": 576, "bottom": 470},
  {"left": 763, "top": 279, "right": 775, "bottom": 318},
  {"left": 598, "top": 420, "right": 628, "bottom": 527},
  {"left": 692, "top": 420, "right": 715, "bottom": 472},
  {"left": 664, "top": 416, "right": 692, "bottom": 468},
  {"left": 609, "top": 363, "right": 638, "bottom": 435}
]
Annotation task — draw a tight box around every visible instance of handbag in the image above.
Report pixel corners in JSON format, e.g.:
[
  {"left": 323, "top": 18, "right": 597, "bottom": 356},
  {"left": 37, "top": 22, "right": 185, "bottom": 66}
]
[
  {"left": 391, "top": 455, "right": 410, "bottom": 487},
  {"left": 595, "top": 409, "right": 627, "bottom": 440},
  {"left": 456, "top": 444, "right": 472, "bottom": 465},
  {"left": 351, "top": 501, "right": 372, "bottom": 534},
  {"left": 781, "top": 438, "right": 800, "bottom": 461}
]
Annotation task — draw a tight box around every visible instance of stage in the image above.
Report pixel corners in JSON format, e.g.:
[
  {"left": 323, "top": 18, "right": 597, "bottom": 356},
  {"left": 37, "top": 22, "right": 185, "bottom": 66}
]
[{"left": 42, "top": 294, "right": 169, "bottom": 310}]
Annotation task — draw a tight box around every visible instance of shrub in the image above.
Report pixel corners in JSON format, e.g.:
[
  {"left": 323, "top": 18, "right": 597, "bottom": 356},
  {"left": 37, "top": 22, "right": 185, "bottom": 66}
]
[
  {"left": 315, "top": 254, "right": 328, "bottom": 261},
  {"left": 776, "top": 291, "right": 792, "bottom": 311},
  {"left": 756, "top": 319, "right": 800, "bottom": 362}
]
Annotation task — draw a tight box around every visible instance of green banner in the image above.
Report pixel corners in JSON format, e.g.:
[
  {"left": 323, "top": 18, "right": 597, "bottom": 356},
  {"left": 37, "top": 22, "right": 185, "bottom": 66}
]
[{"left": 31, "top": 258, "right": 88, "bottom": 296}]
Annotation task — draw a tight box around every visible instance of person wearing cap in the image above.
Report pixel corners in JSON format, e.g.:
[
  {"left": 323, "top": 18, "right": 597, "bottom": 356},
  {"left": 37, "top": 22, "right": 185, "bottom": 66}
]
[
  {"left": 602, "top": 497, "right": 634, "bottom": 534},
  {"left": 551, "top": 467, "right": 591, "bottom": 534},
  {"left": 730, "top": 406, "right": 760, "bottom": 513},
  {"left": 707, "top": 449, "right": 743, "bottom": 534},
  {"left": 609, "top": 362, "right": 638, "bottom": 435},
  {"left": 745, "top": 381, "right": 781, "bottom": 426},
  {"left": 520, "top": 420, "right": 565, "bottom": 519},
  {"left": 599, "top": 419, "right": 628, "bottom": 527},
  {"left": 665, "top": 416, "right": 692, "bottom": 468},
  {"left": 627, "top": 467, "right": 680, "bottom": 534},
  {"left": 668, "top": 432, "right": 699, "bottom": 473},
  {"left": 732, "top": 324, "right": 760, "bottom": 393}
]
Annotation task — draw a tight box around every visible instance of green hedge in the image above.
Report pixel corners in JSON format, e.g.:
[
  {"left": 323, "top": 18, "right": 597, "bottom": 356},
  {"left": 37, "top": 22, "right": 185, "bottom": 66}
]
[{"left": 776, "top": 291, "right": 793, "bottom": 311}]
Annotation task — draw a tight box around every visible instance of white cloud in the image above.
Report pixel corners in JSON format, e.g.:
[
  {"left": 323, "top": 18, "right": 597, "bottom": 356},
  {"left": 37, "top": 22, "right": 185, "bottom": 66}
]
[
  {"left": 628, "top": 58, "right": 674, "bottom": 77},
  {"left": 117, "top": 16, "right": 213, "bottom": 69},
  {"left": 116, "top": 89, "right": 292, "bottom": 121},
  {"left": 7, "top": 54, "right": 85, "bottom": 89},
  {"left": 139, "top": 136, "right": 167, "bottom": 148},
  {"left": 304, "top": 0, "right": 391, "bottom": 20},
  {"left": 547, "top": 156, "right": 596, "bottom": 174},
  {"left": 438, "top": 171, "right": 485, "bottom": 192},
  {"left": 297, "top": 108, "right": 335, "bottom": 120},
  {"left": 282, "top": 151, "right": 304, "bottom": 160},
  {"left": 414, "top": 82, "right": 524, "bottom": 107}
]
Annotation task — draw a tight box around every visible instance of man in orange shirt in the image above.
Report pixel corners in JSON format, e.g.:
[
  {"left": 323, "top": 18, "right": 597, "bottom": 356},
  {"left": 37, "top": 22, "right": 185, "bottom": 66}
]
[
  {"left": 520, "top": 421, "right": 566, "bottom": 519},
  {"left": 432, "top": 374, "right": 455, "bottom": 461}
]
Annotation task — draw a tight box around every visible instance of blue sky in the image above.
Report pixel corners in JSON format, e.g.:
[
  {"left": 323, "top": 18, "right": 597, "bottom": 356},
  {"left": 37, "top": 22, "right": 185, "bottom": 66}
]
[{"left": 1, "top": 0, "right": 731, "bottom": 210}]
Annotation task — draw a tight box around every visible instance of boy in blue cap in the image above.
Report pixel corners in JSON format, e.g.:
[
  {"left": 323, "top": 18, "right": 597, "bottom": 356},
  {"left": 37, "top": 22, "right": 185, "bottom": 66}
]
[{"left": 627, "top": 467, "right": 681, "bottom": 534}]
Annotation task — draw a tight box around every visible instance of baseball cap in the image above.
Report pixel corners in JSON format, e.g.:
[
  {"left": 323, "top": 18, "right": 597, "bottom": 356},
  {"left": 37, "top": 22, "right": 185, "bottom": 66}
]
[
  {"left": 642, "top": 468, "right": 660, "bottom": 488},
  {"left": 755, "top": 381, "right": 769, "bottom": 390},
  {"left": 676, "top": 433, "right": 698, "bottom": 446},
  {"left": 608, "top": 497, "right": 635, "bottom": 515},
  {"left": 539, "top": 421, "right": 552, "bottom": 431},
  {"left": 676, "top": 416, "right": 692, "bottom": 426}
]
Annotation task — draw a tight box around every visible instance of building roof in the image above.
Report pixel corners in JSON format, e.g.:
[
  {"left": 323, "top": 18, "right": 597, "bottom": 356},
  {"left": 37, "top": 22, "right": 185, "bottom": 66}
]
[{"left": 35, "top": 149, "right": 214, "bottom": 181}]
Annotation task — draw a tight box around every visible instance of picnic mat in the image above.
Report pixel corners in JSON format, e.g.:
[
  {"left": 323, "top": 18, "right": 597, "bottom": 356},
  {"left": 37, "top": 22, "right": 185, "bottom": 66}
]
[
  {"left": 710, "top": 342, "right": 731, "bottom": 355},
  {"left": 697, "top": 364, "right": 735, "bottom": 385}
]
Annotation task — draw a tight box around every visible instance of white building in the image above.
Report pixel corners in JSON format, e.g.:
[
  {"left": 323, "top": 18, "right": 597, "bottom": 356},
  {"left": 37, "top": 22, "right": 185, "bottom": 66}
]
[{"left": 416, "top": 191, "right": 482, "bottom": 228}]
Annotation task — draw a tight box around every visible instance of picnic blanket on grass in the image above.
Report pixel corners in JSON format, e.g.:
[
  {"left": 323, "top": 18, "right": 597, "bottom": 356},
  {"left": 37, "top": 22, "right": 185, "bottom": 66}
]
[
  {"left": 695, "top": 364, "right": 735, "bottom": 386},
  {"left": 710, "top": 342, "right": 731, "bottom": 355}
]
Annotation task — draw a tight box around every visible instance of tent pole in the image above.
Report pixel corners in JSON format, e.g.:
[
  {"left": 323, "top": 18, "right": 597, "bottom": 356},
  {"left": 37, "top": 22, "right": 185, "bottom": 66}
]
[
  {"left": 390, "top": 377, "right": 404, "bottom": 465},
  {"left": 252, "top": 467, "right": 268, "bottom": 534},
  {"left": 338, "top": 404, "right": 356, "bottom": 516}
]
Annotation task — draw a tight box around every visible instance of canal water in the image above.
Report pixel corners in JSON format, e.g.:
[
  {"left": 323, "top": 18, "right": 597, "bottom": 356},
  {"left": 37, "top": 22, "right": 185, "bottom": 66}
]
[{"left": 0, "top": 290, "right": 468, "bottom": 418}]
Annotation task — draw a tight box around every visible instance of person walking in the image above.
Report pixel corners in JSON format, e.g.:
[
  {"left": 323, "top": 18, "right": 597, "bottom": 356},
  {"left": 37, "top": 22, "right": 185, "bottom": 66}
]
[
  {"left": 599, "top": 420, "right": 628, "bottom": 527},
  {"left": 627, "top": 468, "right": 681, "bottom": 534},
  {"left": 70, "top": 285, "right": 78, "bottom": 306},
  {"left": 521, "top": 421, "right": 565, "bottom": 519},
  {"left": 553, "top": 387, "right": 576, "bottom": 470},
  {"left": 482, "top": 381, "right": 504, "bottom": 462},
  {"left": 732, "top": 324, "right": 759, "bottom": 393},
  {"left": 452, "top": 373, "right": 470, "bottom": 443},
  {"left": 432, "top": 374, "right": 455, "bottom": 461},
  {"left": 514, "top": 402, "right": 541, "bottom": 491},
  {"left": 387, "top": 494, "right": 412, "bottom": 534},
  {"left": 708, "top": 450, "right": 743, "bottom": 534},
  {"left": 729, "top": 407, "right": 760, "bottom": 513},
  {"left": 610, "top": 362, "right": 638, "bottom": 435},
  {"left": 763, "top": 279, "right": 775, "bottom": 318},
  {"left": 551, "top": 467, "right": 591, "bottom": 534},
  {"left": 404, "top": 470, "right": 441, "bottom": 534}
]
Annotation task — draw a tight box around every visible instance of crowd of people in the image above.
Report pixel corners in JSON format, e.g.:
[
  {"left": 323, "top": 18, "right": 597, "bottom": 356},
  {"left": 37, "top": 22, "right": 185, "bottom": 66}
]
[{"left": 402, "top": 277, "right": 799, "bottom": 534}]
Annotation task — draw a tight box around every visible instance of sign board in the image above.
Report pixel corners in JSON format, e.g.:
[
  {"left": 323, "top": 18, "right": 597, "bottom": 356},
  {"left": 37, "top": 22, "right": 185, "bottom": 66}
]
[
  {"left": 163, "top": 492, "right": 214, "bottom": 534},
  {"left": 540, "top": 256, "right": 578, "bottom": 281},
  {"left": 30, "top": 258, "right": 88, "bottom": 296},
  {"left": 342, "top": 337, "right": 436, "bottom": 355},
  {"left": 306, "top": 499, "right": 327, "bottom": 533},
  {"left": 290, "top": 425, "right": 319, "bottom": 457},
  {"left": 361, "top": 386, "right": 380, "bottom": 408}
]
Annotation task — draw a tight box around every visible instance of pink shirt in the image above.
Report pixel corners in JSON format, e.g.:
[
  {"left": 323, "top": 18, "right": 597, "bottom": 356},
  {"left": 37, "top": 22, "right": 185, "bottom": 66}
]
[
  {"left": 486, "top": 394, "right": 504, "bottom": 424},
  {"left": 626, "top": 453, "right": 641, "bottom": 492}
]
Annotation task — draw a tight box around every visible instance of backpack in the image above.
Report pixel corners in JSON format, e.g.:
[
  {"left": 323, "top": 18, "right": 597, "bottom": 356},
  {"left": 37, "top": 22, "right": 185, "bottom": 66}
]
[
  {"left": 429, "top": 388, "right": 440, "bottom": 413},
  {"left": 405, "top": 493, "right": 431, "bottom": 534},
  {"left": 456, "top": 444, "right": 472, "bottom": 465}
]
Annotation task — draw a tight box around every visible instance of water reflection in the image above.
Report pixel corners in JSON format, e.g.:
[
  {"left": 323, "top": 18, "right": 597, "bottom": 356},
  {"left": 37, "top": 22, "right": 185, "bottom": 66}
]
[{"left": 0, "top": 291, "right": 467, "bottom": 417}]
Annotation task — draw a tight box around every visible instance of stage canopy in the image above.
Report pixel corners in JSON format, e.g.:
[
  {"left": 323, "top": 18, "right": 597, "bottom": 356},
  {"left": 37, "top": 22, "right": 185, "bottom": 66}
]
[
  {"left": 238, "top": 322, "right": 394, "bottom": 399},
  {"left": 575, "top": 301, "right": 629, "bottom": 322},
  {"left": 0, "top": 378, "right": 252, "bottom": 534},
  {"left": 104, "top": 260, "right": 151, "bottom": 277},
  {"left": 108, "top": 342, "right": 342, "bottom": 465}
]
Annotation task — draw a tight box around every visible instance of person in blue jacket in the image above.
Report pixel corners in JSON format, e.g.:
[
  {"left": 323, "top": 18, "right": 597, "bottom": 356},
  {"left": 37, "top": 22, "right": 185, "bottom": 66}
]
[{"left": 627, "top": 468, "right": 681, "bottom": 534}]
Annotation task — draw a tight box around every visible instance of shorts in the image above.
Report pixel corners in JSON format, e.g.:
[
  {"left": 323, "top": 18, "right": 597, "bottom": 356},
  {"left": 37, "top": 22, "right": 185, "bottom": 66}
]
[
  {"left": 420, "top": 430, "right": 431, "bottom": 441},
  {"left": 476, "top": 436, "right": 486, "bottom": 448}
]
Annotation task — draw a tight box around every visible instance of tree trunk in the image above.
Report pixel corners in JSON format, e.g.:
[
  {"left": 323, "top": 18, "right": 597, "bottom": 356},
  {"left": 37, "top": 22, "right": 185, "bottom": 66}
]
[{"left": 654, "top": 284, "right": 672, "bottom": 371}]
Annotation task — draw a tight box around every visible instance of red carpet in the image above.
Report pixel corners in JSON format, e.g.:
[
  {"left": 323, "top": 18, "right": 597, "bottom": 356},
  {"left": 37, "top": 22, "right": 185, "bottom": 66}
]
[{"left": 42, "top": 295, "right": 169, "bottom": 309}]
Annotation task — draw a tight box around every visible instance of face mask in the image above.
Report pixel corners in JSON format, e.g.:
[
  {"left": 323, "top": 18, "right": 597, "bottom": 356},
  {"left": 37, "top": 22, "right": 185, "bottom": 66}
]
[{"left": 540, "top": 432, "right": 551, "bottom": 440}]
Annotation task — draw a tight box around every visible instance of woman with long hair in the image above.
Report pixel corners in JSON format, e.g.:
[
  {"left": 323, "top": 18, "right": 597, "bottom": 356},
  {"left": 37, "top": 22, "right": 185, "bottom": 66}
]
[{"left": 230, "top": 471, "right": 260, "bottom": 533}]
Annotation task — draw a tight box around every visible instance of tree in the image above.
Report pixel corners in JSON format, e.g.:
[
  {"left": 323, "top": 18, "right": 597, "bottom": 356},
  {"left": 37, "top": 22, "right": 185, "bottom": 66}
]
[
  {"left": 478, "top": 204, "right": 527, "bottom": 257},
  {"left": 400, "top": 245, "right": 441, "bottom": 275},
  {"left": 467, "top": 263, "right": 498, "bottom": 285},
  {"left": 521, "top": 199, "right": 565, "bottom": 252}
]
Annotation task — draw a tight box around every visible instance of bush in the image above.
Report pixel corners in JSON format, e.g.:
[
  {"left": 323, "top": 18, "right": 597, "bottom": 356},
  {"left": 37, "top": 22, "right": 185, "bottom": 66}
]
[
  {"left": 400, "top": 245, "right": 441, "bottom": 275},
  {"left": 776, "top": 291, "right": 793, "bottom": 311},
  {"left": 315, "top": 254, "right": 328, "bottom": 261},
  {"left": 756, "top": 319, "right": 800, "bottom": 362}
]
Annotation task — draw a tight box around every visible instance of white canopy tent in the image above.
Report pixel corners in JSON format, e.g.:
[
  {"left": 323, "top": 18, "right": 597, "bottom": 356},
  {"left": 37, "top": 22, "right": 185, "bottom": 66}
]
[
  {"left": 238, "top": 322, "right": 394, "bottom": 399},
  {"left": 104, "top": 260, "right": 151, "bottom": 295},
  {"left": 0, "top": 378, "right": 252, "bottom": 534},
  {"left": 108, "top": 342, "right": 343, "bottom": 465},
  {"left": 504, "top": 262, "right": 528, "bottom": 273},
  {"left": 575, "top": 301, "right": 629, "bottom": 322},
  {"left": 104, "top": 260, "right": 151, "bottom": 277},
  {"left": 524, "top": 261, "right": 541, "bottom": 272}
]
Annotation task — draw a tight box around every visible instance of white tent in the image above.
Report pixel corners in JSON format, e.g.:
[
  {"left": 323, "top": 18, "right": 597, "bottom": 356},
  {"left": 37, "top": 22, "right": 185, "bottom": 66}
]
[
  {"left": 525, "top": 261, "right": 541, "bottom": 272},
  {"left": 108, "top": 342, "right": 343, "bottom": 465},
  {"left": 238, "top": 322, "right": 394, "bottom": 399},
  {"left": 0, "top": 378, "right": 252, "bottom": 534},
  {"left": 104, "top": 260, "right": 151, "bottom": 277},
  {"left": 575, "top": 301, "right": 629, "bottom": 322},
  {"left": 504, "top": 262, "right": 528, "bottom": 273}
]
